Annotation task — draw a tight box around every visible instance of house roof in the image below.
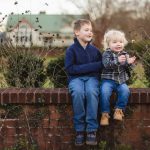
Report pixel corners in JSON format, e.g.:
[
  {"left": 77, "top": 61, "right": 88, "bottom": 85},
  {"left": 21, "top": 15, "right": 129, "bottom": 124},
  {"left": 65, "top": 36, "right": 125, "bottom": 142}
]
[{"left": 6, "top": 14, "right": 88, "bottom": 33}]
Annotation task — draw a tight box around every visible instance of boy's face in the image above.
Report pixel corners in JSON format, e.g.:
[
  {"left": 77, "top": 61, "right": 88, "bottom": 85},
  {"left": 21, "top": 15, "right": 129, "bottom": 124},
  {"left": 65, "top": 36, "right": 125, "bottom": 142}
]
[
  {"left": 109, "top": 39, "right": 124, "bottom": 52},
  {"left": 75, "top": 23, "right": 93, "bottom": 43}
]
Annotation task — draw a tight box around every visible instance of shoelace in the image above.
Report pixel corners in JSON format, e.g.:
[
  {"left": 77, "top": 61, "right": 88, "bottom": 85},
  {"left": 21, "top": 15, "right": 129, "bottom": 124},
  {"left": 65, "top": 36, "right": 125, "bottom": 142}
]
[
  {"left": 102, "top": 113, "right": 110, "bottom": 118},
  {"left": 115, "top": 110, "right": 124, "bottom": 117},
  {"left": 87, "top": 132, "right": 96, "bottom": 138}
]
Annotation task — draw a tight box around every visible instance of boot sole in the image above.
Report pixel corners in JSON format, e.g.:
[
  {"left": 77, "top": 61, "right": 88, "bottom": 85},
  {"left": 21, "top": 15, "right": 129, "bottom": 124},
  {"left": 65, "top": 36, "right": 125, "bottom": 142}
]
[
  {"left": 100, "top": 123, "right": 109, "bottom": 126},
  {"left": 86, "top": 141, "right": 97, "bottom": 145},
  {"left": 75, "top": 143, "right": 85, "bottom": 146},
  {"left": 114, "top": 117, "right": 123, "bottom": 121}
]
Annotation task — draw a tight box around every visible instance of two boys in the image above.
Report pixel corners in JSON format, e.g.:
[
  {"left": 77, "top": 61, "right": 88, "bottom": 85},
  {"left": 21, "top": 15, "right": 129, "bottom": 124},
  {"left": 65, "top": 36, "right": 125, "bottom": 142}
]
[{"left": 65, "top": 19, "right": 136, "bottom": 146}]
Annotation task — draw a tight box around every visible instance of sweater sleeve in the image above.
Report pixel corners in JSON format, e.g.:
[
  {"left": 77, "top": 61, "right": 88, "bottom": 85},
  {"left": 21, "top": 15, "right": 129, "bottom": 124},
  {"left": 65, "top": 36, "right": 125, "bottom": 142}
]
[{"left": 65, "top": 48, "right": 103, "bottom": 75}]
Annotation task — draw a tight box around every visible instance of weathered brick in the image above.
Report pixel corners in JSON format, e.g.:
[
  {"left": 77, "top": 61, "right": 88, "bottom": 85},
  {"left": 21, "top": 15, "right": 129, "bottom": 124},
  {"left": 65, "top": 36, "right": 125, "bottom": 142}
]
[
  {"left": 51, "top": 89, "right": 58, "bottom": 103},
  {"left": 2, "top": 89, "right": 11, "bottom": 104},
  {"left": 130, "top": 92, "right": 140, "bottom": 103},
  {"left": 26, "top": 88, "right": 36, "bottom": 103},
  {"left": 140, "top": 92, "right": 148, "bottom": 103},
  {"left": 0, "top": 88, "right": 150, "bottom": 150},
  {"left": 42, "top": 89, "right": 51, "bottom": 104},
  {"left": 18, "top": 88, "right": 27, "bottom": 103}
]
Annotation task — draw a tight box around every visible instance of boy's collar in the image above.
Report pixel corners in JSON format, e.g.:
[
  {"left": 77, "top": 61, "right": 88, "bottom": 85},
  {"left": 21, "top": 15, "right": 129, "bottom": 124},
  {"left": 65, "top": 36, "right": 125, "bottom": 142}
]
[{"left": 74, "top": 38, "right": 91, "bottom": 49}]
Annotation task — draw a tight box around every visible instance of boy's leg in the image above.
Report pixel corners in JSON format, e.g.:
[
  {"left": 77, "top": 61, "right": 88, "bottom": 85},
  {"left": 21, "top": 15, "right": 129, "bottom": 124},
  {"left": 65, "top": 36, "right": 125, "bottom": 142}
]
[
  {"left": 68, "top": 78, "right": 86, "bottom": 132},
  {"left": 114, "top": 83, "right": 130, "bottom": 120},
  {"left": 84, "top": 77, "right": 99, "bottom": 145},
  {"left": 115, "top": 83, "right": 130, "bottom": 110},
  {"left": 85, "top": 77, "right": 99, "bottom": 132},
  {"left": 100, "top": 80, "right": 114, "bottom": 113},
  {"left": 100, "top": 80, "right": 114, "bottom": 125}
]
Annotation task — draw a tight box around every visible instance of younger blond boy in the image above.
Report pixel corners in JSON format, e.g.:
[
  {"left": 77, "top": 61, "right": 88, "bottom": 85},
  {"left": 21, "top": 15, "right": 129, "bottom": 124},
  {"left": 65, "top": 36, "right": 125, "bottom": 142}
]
[{"left": 100, "top": 29, "right": 136, "bottom": 125}]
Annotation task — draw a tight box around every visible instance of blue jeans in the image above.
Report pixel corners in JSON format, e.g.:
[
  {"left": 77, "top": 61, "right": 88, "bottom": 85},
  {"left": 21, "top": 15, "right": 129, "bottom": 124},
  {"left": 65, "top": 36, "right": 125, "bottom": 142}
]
[
  {"left": 68, "top": 77, "right": 99, "bottom": 132},
  {"left": 100, "top": 79, "right": 130, "bottom": 113}
]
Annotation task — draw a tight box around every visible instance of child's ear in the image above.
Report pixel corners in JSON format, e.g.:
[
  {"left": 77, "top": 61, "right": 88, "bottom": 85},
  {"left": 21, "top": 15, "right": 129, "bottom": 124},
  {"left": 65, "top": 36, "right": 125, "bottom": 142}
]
[{"left": 74, "top": 30, "right": 79, "bottom": 36}]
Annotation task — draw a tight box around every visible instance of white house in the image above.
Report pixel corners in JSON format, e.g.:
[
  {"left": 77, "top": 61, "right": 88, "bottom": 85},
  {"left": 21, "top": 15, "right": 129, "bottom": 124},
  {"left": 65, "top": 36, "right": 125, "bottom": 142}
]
[{"left": 6, "top": 12, "right": 88, "bottom": 47}]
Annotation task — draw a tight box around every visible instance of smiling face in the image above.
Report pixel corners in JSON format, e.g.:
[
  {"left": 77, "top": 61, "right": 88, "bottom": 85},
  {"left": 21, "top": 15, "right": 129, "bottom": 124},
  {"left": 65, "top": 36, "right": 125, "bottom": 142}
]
[
  {"left": 74, "top": 23, "right": 93, "bottom": 45},
  {"left": 103, "top": 30, "right": 128, "bottom": 52},
  {"left": 108, "top": 38, "right": 124, "bottom": 52}
]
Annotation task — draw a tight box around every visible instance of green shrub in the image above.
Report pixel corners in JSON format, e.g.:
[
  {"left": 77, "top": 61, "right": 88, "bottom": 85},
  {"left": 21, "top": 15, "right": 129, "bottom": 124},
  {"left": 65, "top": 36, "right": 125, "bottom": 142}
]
[
  {"left": 5, "top": 50, "right": 46, "bottom": 87},
  {"left": 143, "top": 52, "right": 150, "bottom": 87},
  {"left": 46, "top": 55, "right": 67, "bottom": 88},
  {"left": 126, "top": 40, "right": 150, "bottom": 87}
]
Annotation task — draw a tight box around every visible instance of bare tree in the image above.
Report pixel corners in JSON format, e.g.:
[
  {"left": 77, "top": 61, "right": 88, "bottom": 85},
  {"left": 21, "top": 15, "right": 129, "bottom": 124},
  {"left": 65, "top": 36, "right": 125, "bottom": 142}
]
[{"left": 68, "top": 0, "right": 150, "bottom": 48}]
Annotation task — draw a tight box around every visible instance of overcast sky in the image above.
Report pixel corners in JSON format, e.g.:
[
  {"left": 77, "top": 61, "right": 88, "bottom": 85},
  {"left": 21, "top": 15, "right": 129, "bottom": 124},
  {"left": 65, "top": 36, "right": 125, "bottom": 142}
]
[{"left": 0, "top": 0, "right": 83, "bottom": 27}]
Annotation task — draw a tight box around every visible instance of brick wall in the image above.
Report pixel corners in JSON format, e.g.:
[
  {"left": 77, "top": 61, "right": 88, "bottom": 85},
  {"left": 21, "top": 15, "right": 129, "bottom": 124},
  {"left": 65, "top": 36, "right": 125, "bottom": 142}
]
[{"left": 0, "top": 88, "right": 150, "bottom": 150}]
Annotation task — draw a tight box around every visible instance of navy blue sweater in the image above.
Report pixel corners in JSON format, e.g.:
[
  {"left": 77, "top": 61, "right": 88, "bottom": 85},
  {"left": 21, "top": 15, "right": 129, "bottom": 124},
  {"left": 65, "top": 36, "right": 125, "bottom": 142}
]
[{"left": 65, "top": 38, "right": 103, "bottom": 83}]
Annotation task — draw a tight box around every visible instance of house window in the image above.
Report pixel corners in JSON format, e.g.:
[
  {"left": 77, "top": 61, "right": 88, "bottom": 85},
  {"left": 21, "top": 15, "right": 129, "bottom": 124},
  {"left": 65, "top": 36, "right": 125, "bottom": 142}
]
[
  {"left": 16, "top": 36, "right": 18, "bottom": 42},
  {"left": 30, "top": 34, "right": 32, "bottom": 42},
  {"left": 0, "top": 39, "right": 3, "bottom": 43},
  {"left": 20, "top": 36, "right": 23, "bottom": 42},
  {"left": 25, "top": 36, "right": 28, "bottom": 42}
]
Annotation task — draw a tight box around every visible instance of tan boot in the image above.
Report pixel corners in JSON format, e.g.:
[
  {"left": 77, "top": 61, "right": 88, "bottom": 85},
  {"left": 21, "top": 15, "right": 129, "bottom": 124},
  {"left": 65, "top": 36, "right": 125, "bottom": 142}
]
[
  {"left": 100, "top": 113, "right": 110, "bottom": 126},
  {"left": 113, "top": 108, "right": 124, "bottom": 121}
]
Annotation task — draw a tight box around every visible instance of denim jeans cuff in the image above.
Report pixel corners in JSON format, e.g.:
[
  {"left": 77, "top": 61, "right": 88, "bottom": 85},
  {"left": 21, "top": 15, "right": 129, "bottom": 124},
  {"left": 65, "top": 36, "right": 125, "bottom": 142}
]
[
  {"left": 101, "top": 111, "right": 110, "bottom": 114},
  {"left": 86, "top": 129, "right": 97, "bottom": 132}
]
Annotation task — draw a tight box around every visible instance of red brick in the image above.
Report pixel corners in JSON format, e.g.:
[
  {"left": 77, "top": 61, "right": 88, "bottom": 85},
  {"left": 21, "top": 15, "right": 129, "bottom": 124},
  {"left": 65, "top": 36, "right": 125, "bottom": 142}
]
[
  {"left": 50, "top": 90, "right": 58, "bottom": 103},
  {"left": 42, "top": 119, "right": 50, "bottom": 128},
  {"left": 59, "top": 91, "right": 67, "bottom": 103},
  {"left": 35, "top": 93, "right": 44, "bottom": 103},
  {"left": 66, "top": 92, "right": 72, "bottom": 104},
  {"left": 2, "top": 89, "right": 11, "bottom": 104},
  {"left": 148, "top": 92, "right": 150, "bottom": 103},
  {"left": 140, "top": 92, "right": 148, "bottom": 103},
  {"left": 61, "top": 135, "right": 74, "bottom": 142},
  {"left": 50, "top": 111, "right": 60, "bottom": 120},
  {"left": 0, "top": 89, "right": 7, "bottom": 104},
  {"left": 9, "top": 88, "right": 20, "bottom": 103},
  {"left": 5, "top": 127, "right": 16, "bottom": 136},
  {"left": 43, "top": 89, "right": 51, "bottom": 103},
  {"left": 50, "top": 120, "right": 58, "bottom": 127},
  {"left": 3, "top": 119, "right": 19, "bottom": 127},
  {"left": 5, "top": 136, "right": 16, "bottom": 144},
  {"left": 18, "top": 88, "right": 27, "bottom": 103},
  {"left": 142, "top": 120, "right": 150, "bottom": 127},
  {"left": 130, "top": 92, "right": 140, "bottom": 103},
  {"left": 26, "top": 88, "right": 36, "bottom": 103},
  {"left": 128, "top": 109, "right": 143, "bottom": 119}
]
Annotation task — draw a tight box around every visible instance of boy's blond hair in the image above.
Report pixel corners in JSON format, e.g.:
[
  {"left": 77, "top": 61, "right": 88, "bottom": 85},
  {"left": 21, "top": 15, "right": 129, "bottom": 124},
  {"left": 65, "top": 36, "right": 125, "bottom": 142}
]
[
  {"left": 103, "top": 29, "right": 128, "bottom": 50},
  {"left": 73, "top": 19, "right": 91, "bottom": 31}
]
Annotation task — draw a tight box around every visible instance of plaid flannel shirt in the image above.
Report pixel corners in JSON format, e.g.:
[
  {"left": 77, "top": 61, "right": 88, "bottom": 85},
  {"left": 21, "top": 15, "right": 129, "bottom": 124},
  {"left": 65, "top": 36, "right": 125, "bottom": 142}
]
[{"left": 101, "top": 48, "right": 133, "bottom": 84}]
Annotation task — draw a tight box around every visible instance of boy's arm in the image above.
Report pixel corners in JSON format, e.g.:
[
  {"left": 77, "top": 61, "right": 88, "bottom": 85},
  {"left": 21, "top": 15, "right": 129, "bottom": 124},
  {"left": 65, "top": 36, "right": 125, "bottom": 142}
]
[
  {"left": 65, "top": 48, "right": 103, "bottom": 75},
  {"left": 102, "top": 51, "right": 120, "bottom": 69}
]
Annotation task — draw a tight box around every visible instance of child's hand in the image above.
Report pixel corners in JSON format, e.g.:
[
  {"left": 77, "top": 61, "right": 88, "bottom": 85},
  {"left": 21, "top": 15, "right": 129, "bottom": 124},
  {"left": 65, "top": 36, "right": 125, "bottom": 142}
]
[
  {"left": 127, "top": 56, "right": 136, "bottom": 64},
  {"left": 118, "top": 55, "right": 126, "bottom": 64}
]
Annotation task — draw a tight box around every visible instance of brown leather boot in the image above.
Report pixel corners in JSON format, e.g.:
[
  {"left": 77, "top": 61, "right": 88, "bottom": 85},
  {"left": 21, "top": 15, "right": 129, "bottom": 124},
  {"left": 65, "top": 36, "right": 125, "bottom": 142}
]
[
  {"left": 113, "top": 108, "right": 124, "bottom": 121},
  {"left": 100, "top": 113, "right": 110, "bottom": 125}
]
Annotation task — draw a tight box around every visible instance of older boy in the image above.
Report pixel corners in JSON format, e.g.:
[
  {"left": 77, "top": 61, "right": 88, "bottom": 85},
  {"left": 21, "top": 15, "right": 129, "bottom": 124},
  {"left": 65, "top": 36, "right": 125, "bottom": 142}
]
[{"left": 65, "top": 19, "right": 103, "bottom": 146}]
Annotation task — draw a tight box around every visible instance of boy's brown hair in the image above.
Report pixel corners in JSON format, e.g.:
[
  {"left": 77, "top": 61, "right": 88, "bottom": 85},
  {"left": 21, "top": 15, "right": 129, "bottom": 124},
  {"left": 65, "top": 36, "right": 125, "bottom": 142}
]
[{"left": 73, "top": 19, "right": 91, "bottom": 31}]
